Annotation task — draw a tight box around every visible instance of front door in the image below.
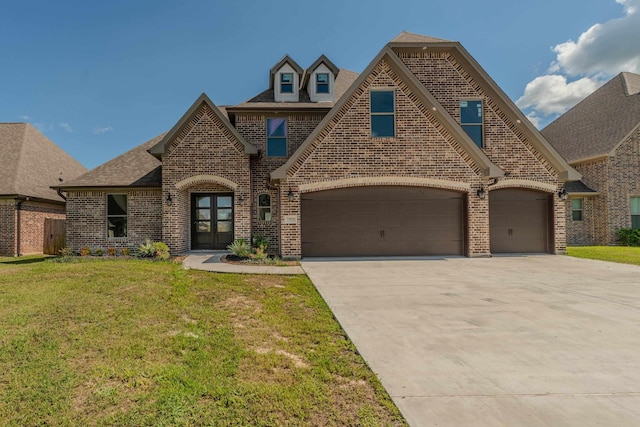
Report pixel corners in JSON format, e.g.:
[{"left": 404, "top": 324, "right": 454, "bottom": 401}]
[{"left": 191, "top": 193, "right": 234, "bottom": 250}]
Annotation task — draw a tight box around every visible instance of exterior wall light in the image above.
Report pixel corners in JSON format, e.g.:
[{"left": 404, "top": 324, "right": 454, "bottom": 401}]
[
  {"left": 477, "top": 187, "right": 486, "bottom": 199},
  {"left": 166, "top": 193, "right": 173, "bottom": 206},
  {"left": 287, "top": 188, "right": 295, "bottom": 202},
  {"left": 558, "top": 188, "right": 568, "bottom": 200}
]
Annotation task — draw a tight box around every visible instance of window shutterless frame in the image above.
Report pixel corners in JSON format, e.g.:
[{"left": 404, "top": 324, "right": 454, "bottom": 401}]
[
  {"left": 316, "top": 73, "right": 329, "bottom": 94},
  {"left": 370, "top": 90, "right": 395, "bottom": 138},
  {"left": 266, "top": 118, "right": 287, "bottom": 157},
  {"left": 280, "top": 73, "right": 293, "bottom": 93},
  {"left": 460, "top": 99, "right": 484, "bottom": 148},
  {"left": 630, "top": 197, "right": 640, "bottom": 229},
  {"left": 571, "top": 198, "right": 583, "bottom": 221},
  {"left": 106, "top": 194, "right": 128, "bottom": 238},
  {"left": 258, "top": 193, "right": 272, "bottom": 221}
]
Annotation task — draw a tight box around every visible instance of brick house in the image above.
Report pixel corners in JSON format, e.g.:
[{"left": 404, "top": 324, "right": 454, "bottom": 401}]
[
  {"left": 0, "top": 123, "right": 87, "bottom": 256},
  {"left": 58, "top": 32, "right": 579, "bottom": 258},
  {"left": 542, "top": 72, "right": 640, "bottom": 246}
]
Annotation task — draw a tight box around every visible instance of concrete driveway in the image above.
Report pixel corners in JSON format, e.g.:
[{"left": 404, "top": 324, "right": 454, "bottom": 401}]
[{"left": 301, "top": 255, "right": 640, "bottom": 426}]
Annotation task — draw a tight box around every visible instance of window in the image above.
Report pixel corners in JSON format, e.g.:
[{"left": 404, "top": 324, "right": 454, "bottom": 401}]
[
  {"left": 370, "top": 90, "right": 395, "bottom": 137},
  {"left": 572, "top": 198, "right": 583, "bottom": 221},
  {"left": 258, "top": 194, "right": 272, "bottom": 221},
  {"left": 460, "top": 100, "right": 483, "bottom": 148},
  {"left": 316, "top": 73, "right": 329, "bottom": 93},
  {"left": 267, "top": 118, "right": 287, "bottom": 157},
  {"left": 280, "top": 73, "right": 293, "bottom": 93},
  {"left": 631, "top": 197, "right": 640, "bottom": 228},
  {"left": 107, "top": 194, "right": 127, "bottom": 238}
]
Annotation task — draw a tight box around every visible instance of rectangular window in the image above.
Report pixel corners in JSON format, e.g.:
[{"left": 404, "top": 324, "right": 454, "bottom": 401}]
[
  {"left": 267, "top": 118, "right": 287, "bottom": 157},
  {"left": 460, "top": 100, "right": 483, "bottom": 148},
  {"left": 631, "top": 197, "right": 640, "bottom": 228},
  {"left": 370, "top": 90, "right": 395, "bottom": 137},
  {"left": 107, "top": 194, "right": 127, "bottom": 238},
  {"left": 258, "top": 194, "right": 272, "bottom": 221},
  {"left": 280, "top": 73, "right": 293, "bottom": 93},
  {"left": 572, "top": 198, "right": 583, "bottom": 221},
  {"left": 316, "top": 73, "right": 329, "bottom": 93}
]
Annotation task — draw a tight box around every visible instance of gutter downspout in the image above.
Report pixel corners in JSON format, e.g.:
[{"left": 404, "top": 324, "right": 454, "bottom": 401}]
[{"left": 15, "top": 197, "right": 27, "bottom": 257}]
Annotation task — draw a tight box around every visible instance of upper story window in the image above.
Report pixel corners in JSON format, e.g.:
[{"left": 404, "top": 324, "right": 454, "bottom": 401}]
[
  {"left": 460, "top": 100, "right": 483, "bottom": 148},
  {"left": 370, "top": 90, "right": 395, "bottom": 138},
  {"left": 107, "top": 194, "right": 127, "bottom": 238},
  {"left": 258, "top": 194, "right": 272, "bottom": 221},
  {"left": 280, "top": 73, "right": 294, "bottom": 93},
  {"left": 316, "top": 73, "right": 329, "bottom": 94},
  {"left": 631, "top": 197, "right": 640, "bottom": 228},
  {"left": 572, "top": 198, "right": 583, "bottom": 221},
  {"left": 267, "top": 118, "right": 287, "bottom": 157}
]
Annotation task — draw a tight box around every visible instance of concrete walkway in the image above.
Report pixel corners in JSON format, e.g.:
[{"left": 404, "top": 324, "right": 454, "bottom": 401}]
[
  {"left": 302, "top": 255, "right": 640, "bottom": 427},
  {"left": 182, "top": 251, "right": 305, "bottom": 275}
]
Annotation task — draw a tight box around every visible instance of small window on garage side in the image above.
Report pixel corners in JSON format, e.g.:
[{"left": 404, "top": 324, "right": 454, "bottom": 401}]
[
  {"left": 631, "top": 197, "right": 640, "bottom": 228},
  {"left": 107, "top": 194, "right": 127, "bottom": 238},
  {"left": 572, "top": 198, "right": 583, "bottom": 221},
  {"left": 258, "top": 194, "right": 272, "bottom": 221},
  {"left": 460, "top": 100, "right": 483, "bottom": 148},
  {"left": 370, "top": 90, "right": 395, "bottom": 137},
  {"left": 267, "top": 118, "right": 287, "bottom": 157}
]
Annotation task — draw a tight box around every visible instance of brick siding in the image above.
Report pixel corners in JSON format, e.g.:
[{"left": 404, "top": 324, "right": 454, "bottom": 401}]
[
  {"left": 0, "top": 199, "right": 65, "bottom": 256},
  {"left": 0, "top": 200, "right": 17, "bottom": 256}
]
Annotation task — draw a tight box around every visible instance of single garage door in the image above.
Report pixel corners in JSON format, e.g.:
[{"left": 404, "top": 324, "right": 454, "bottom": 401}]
[
  {"left": 301, "top": 186, "right": 465, "bottom": 257},
  {"left": 489, "top": 188, "right": 551, "bottom": 253}
]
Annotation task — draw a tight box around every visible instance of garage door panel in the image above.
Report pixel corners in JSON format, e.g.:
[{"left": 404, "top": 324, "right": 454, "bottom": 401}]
[{"left": 301, "top": 186, "right": 465, "bottom": 257}]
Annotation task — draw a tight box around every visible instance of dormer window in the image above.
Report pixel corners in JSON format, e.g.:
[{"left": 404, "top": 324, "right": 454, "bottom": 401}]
[
  {"left": 316, "top": 73, "right": 329, "bottom": 94},
  {"left": 280, "top": 73, "right": 293, "bottom": 93}
]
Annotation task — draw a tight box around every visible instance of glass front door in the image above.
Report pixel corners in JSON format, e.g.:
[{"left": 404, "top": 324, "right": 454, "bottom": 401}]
[{"left": 191, "top": 193, "right": 234, "bottom": 249}]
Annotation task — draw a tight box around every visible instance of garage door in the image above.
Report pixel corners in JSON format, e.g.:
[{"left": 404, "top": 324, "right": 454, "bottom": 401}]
[
  {"left": 301, "top": 186, "right": 465, "bottom": 257},
  {"left": 489, "top": 189, "right": 551, "bottom": 253}
]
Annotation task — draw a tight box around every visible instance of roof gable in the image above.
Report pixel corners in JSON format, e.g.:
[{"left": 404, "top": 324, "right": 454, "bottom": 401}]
[
  {"left": 542, "top": 72, "right": 640, "bottom": 163},
  {"left": 390, "top": 31, "right": 451, "bottom": 44},
  {"left": 271, "top": 46, "right": 504, "bottom": 180},
  {"left": 0, "top": 123, "right": 87, "bottom": 201},
  {"left": 269, "top": 55, "right": 304, "bottom": 89},
  {"left": 307, "top": 54, "right": 339, "bottom": 76},
  {"left": 149, "top": 93, "right": 257, "bottom": 156}
]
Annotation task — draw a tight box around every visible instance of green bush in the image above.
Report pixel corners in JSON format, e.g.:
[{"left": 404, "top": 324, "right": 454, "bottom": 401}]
[
  {"left": 93, "top": 248, "right": 104, "bottom": 257},
  {"left": 58, "top": 247, "right": 74, "bottom": 257},
  {"left": 617, "top": 228, "right": 640, "bottom": 246},
  {"left": 120, "top": 247, "right": 131, "bottom": 257},
  {"left": 228, "top": 239, "right": 251, "bottom": 258},
  {"left": 138, "top": 239, "right": 157, "bottom": 258},
  {"left": 249, "top": 244, "right": 268, "bottom": 261},
  {"left": 252, "top": 234, "right": 270, "bottom": 251},
  {"left": 153, "top": 242, "right": 170, "bottom": 260}
]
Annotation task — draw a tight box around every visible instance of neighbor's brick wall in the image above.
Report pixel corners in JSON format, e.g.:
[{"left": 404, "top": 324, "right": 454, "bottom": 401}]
[
  {"left": 161, "top": 103, "right": 251, "bottom": 254},
  {"left": 235, "top": 112, "right": 324, "bottom": 253},
  {"left": 18, "top": 201, "right": 65, "bottom": 255},
  {"left": 0, "top": 200, "right": 17, "bottom": 256},
  {"left": 606, "top": 127, "right": 640, "bottom": 244},
  {"left": 66, "top": 189, "right": 162, "bottom": 252}
]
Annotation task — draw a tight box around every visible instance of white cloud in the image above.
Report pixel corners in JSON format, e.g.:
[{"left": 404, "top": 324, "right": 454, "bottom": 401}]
[
  {"left": 94, "top": 126, "right": 113, "bottom": 134},
  {"left": 518, "top": 0, "right": 640, "bottom": 127},
  {"left": 20, "top": 115, "right": 33, "bottom": 122},
  {"left": 59, "top": 122, "right": 74, "bottom": 133},
  {"left": 516, "top": 75, "right": 602, "bottom": 115}
]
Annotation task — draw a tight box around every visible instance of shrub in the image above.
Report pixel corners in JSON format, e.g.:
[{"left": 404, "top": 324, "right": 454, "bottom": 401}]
[
  {"left": 153, "top": 242, "right": 170, "bottom": 260},
  {"left": 138, "top": 239, "right": 156, "bottom": 258},
  {"left": 249, "top": 244, "right": 268, "bottom": 261},
  {"left": 120, "top": 247, "right": 131, "bottom": 257},
  {"left": 617, "top": 228, "right": 640, "bottom": 246},
  {"left": 252, "top": 234, "right": 270, "bottom": 251},
  {"left": 58, "top": 247, "right": 74, "bottom": 257},
  {"left": 107, "top": 247, "right": 117, "bottom": 257},
  {"left": 228, "top": 239, "right": 251, "bottom": 258},
  {"left": 79, "top": 246, "right": 91, "bottom": 257}
]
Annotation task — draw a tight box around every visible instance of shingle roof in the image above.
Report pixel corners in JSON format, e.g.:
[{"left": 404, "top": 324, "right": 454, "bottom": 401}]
[
  {"left": 565, "top": 180, "right": 598, "bottom": 194},
  {"left": 390, "top": 31, "right": 452, "bottom": 44},
  {"left": 60, "top": 133, "right": 165, "bottom": 188},
  {"left": 230, "top": 69, "right": 359, "bottom": 110},
  {"left": 542, "top": 72, "right": 640, "bottom": 163},
  {"left": 0, "top": 123, "right": 86, "bottom": 201}
]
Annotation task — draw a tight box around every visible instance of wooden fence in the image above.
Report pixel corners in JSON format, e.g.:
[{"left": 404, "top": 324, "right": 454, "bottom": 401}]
[{"left": 43, "top": 218, "right": 66, "bottom": 255}]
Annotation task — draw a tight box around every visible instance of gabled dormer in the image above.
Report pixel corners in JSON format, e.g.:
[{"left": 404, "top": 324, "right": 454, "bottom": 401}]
[
  {"left": 307, "top": 55, "right": 340, "bottom": 102},
  {"left": 270, "top": 55, "right": 303, "bottom": 102}
]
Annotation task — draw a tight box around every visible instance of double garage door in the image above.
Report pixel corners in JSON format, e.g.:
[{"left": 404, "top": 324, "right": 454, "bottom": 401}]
[{"left": 300, "top": 186, "right": 551, "bottom": 257}]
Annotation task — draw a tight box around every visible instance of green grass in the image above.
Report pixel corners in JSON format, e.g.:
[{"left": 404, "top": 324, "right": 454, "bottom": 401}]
[
  {"left": 567, "top": 246, "right": 640, "bottom": 266},
  {"left": 0, "top": 257, "right": 406, "bottom": 426}
]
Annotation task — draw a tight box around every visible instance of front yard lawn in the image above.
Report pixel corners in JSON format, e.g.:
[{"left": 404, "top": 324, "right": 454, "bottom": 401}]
[
  {"left": 567, "top": 246, "right": 640, "bottom": 266},
  {"left": 0, "top": 258, "right": 406, "bottom": 426}
]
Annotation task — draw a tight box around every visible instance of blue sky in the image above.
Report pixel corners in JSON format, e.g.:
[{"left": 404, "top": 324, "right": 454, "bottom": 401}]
[{"left": 2, "top": 0, "right": 638, "bottom": 169}]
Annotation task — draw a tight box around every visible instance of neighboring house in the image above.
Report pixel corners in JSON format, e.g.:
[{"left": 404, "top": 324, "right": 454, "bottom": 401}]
[
  {"left": 58, "top": 32, "right": 579, "bottom": 258},
  {"left": 542, "top": 72, "right": 640, "bottom": 246},
  {"left": 0, "top": 123, "right": 87, "bottom": 256}
]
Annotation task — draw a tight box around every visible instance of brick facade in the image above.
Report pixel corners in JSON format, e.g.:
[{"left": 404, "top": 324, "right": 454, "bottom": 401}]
[
  {"left": 66, "top": 189, "right": 161, "bottom": 252},
  {"left": 0, "top": 198, "right": 65, "bottom": 256}
]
